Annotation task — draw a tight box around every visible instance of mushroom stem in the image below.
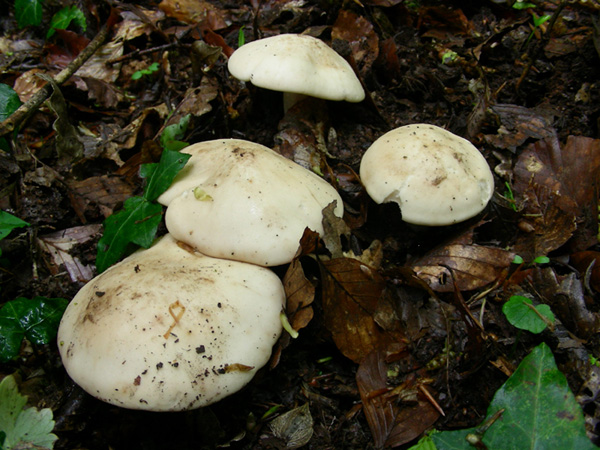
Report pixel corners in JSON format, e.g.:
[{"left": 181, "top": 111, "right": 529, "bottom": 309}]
[
  {"left": 280, "top": 311, "right": 299, "bottom": 339},
  {"left": 283, "top": 92, "right": 308, "bottom": 112}
]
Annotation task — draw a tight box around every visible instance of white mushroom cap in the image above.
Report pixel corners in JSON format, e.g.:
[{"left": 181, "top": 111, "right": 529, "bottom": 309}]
[
  {"left": 157, "top": 139, "right": 343, "bottom": 266},
  {"left": 57, "top": 234, "right": 285, "bottom": 411},
  {"left": 359, "top": 124, "right": 494, "bottom": 226},
  {"left": 227, "top": 34, "right": 365, "bottom": 104}
]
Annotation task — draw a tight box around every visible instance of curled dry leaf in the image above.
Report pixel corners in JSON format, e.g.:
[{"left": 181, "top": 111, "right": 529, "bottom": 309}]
[
  {"left": 411, "top": 243, "right": 515, "bottom": 292},
  {"left": 37, "top": 225, "right": 101, "bottom": 282},
  {"left": 332, "top": 9, "right": 379, "bottom": 76},
  {"left": 532, "top": 267, "right": 599, "bottom": 339},
  {"left": 320, "top": 257, "right": 405, "bottom": 363},
  {"left": 269, "top": 403, "right": 314, "bottom": 449},
  {"left": 512, "top": 137, "right": 579, "bottom": 259},
  {"left": 356, "top": 351, "right": 440, "bottom": 448}
]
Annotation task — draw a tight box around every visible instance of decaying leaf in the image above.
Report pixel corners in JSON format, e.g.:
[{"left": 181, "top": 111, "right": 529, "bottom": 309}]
[
  {"left": 532, "top": 267, "right": 599, "bottom": 339},
  {"left": 320, "top": 257, "right": 405, "bottom": 362},
  {"left": 37, "top": 225, "right": 101, "bottom": 282},
  {"left": 269, "top": 403, "right": 314, "bottom": 449},
  {"left": 357, "top": 351, "right": 440, "bottom": 448},
  {"left": 512, "top": 137, "right": 580, "bottom": 259},
  {"left": 332, "top": 9, "right": 379, "bottom": 76},
  {"left": 411, "top": 243, "right": 515, "bottom": 292}
]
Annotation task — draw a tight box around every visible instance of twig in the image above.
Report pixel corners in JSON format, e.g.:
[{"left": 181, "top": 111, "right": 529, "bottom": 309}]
[{"left": 0, "top": 23, "right": 111, "bottom": 138}]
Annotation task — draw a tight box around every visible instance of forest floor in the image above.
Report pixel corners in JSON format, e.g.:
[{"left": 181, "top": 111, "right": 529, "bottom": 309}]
[{"left": 1, "top": 0, "right": 600, "bottom": 449}]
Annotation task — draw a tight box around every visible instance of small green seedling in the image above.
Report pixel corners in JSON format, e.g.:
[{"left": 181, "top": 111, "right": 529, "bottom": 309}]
[
  {"left": 503, "top": 295, "right": 555, "bottom": 334},
  {"left": 512, "top": 254, "right": 550, "bottom": 265},
  {"left": 237, "top": 26, "right": 245, "bottom": 48},
  {"left": 441, "top": 50, "right": 458, "bottom": 65},
  {"left": 131, "top": 62, "right": 160, "bottom": 80},
  {"left": 0, "top": 211, "right": 29, "bottom": 257},
  {"left": 503, "top": 181, "right": 518, "bottom": 212}
]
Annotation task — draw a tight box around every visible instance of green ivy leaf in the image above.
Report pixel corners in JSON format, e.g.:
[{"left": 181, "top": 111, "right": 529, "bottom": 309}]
[
  {"left": 503, "top": 295, "right": 555, "bottom": 334},
  {"left": 95, "top": 197, "right": 163, "bottom": 273},
  {"left": 0, "top": 375, "right": 58, "bottom": 449},
  {"left": 141, "top": 149, "right": 191, "bottom": 202},
  {"left": 46, "top": 5, "right": 87, "bottom": 39},
  {"left": 0, "top": 297, "right": 68, "bottom": 363},
  {"left": 0, "top": 85, "right": 22, "bottom": 122},
  {"left": 432, "top": 343, "right": 595, "bottom": 450},
  {"left": 159, "top": 114, "right": 190, "bottom": 151},
  {"left": 14, "top": 0, "right": 43, "bottom": 28},
  {"left": 0, "top": 211, "right": 29, "bottom": 241}
]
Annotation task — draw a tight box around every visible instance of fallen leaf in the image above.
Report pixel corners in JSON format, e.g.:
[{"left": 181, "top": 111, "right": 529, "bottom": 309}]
[
  {"left": 332, "top": 10, "right": 379, "bottom": 76},
  {"left": 512, "top": 137, "right": 580, "bottom": 259},
  {"left": 37, "top": 225, "right": 101, "bottom": 282},
  {"left": 411, "top": 244, "right": 515, "bottom": 292},
  {"left": 320, "top": 257, "right": 405, "bottom": 363},
  {"left": 356, "top": 351, "right": 440, "bottom": 448},
  {"left": 532, "top": 267, "right": 599, "bottom": 339}
]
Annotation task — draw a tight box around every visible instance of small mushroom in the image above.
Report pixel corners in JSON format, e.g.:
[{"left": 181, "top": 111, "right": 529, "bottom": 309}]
[
  {"left": 227, "top": 33, "right": 365, "bottom": 110},
  {"left": 157, "top": 139, "right": 343, "bottom": 266},
  {"left": 57, "top": 234, "right": 286, "bottom": 411},
  {"left": 359, "top": 124, "right": 494, "bottom": 226}
]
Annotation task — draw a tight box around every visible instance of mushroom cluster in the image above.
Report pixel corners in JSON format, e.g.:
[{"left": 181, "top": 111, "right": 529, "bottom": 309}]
[
  {"left": 359, "top": 124, "right": 494, "bottom": 226},
  {"left": 58, "top": 138, "right": 344, "bottom": 411}
]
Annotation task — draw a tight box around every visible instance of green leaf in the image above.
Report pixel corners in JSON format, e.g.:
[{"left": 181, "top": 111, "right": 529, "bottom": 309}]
[
  {"left": 503, "top": 295, "right": 555, "bottom": 334},
  {"left": 408, "top": 432, "right": 438, "bottom": 450},
  {"left": 512, "top": 1, "right": 537, "bottom": 9},
  {"left": 533, "top": 255, "right": 550, "bottom": 264},
  {"left": 141, "top": 149, "right": 191, "bottom": 202},
  {"left": 95, "top": 197, "right": 163, "bottom": 272},
  {"left": 0, "top": 297, "right": 68, "bottom": 363},
  {"left": 131, "top": 62, "right": 160, "bottom": 80},
  {"left": 0, "top": 85, "right": 22, "bottom": 122},
  {"left": 46, "top": 5, "right": 87, "bottom": 39},
  {"left": 433, "top": 343, "right": 595, "bottom": 450},
  {"left": 14, "top": 0, "right": 43, "bottom": 28},
  {"left": 0, "top": 375, "right": 58, "bottom": 449},
  {"left": 0, "top": 211, "right": 29, "bottom": 241},
  {"left": 159, "top": 114, "right": 191, "bottom": 151}
]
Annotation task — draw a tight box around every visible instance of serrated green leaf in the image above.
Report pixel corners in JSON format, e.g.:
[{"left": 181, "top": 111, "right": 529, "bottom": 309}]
[
  {"left": 503, "top": 295, "right": 554, "bottom": 334},
  {"left": 433, "top": 343, "right": 596, "bottom": 450},
  {"left": 0, "top": 297, "right": 68, "bottom": 363},
  {"left": 95, "top": 197, "right": 163, "bottom": 272},
  {"left": 141, "top": 149, "right": 191, "bottom": 202},
  {"left": 0, "top": 375, "right": 58, "bottom": 450},
  {"left": 14, "top": 0, "right": 43, "bottom": 28},
  {"left": 0, "top": 85, "right": 22, "bottom": 122},
  {"left": 46, "top": 5, "right": 87, "bottom": 39}
]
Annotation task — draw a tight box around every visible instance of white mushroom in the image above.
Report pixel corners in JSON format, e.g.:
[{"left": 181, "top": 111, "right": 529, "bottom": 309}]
[
  {"left": 359, "top": 124, "right": 494, "bottom": 226},
  {"left": 57, "top": 234, "right": 286, "bottom": 411},
  {"left": 157, "top": 139, "right": 343, "bottom": 266},
  {"left": 227, "top": 33, "right": 365, "bottom": 110}
]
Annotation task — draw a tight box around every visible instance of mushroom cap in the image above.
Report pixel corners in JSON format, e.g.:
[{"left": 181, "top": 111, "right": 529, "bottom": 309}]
[
  {"left": 359, "top": 124, "right": 494, "bottom": 226},
  {"left": 157, "top": 139, "right": 343, "bottom": 266},
  {"left": 227, "top": 34, "right": 365, "bottom": 103},
  {"left": 57, "top": 234, "right": 286, "bottom": 411}
]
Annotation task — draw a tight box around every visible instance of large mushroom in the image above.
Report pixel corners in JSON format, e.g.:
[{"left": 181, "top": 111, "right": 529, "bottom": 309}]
[
  {"left": 157, "top": 139, "right": 343, "bottom": 266},
  {"left": 57, "top": 234, "right": 286, "bottom": 411},
  {"left": 359, "top": 124, "right": 494, "bottom": 226},
  {"left": 227, "top": 33, "right": 365, "bottom": 110}
]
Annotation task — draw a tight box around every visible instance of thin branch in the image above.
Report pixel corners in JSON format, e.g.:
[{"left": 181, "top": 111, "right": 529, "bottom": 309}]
[{"left": 0, "top": 24, "right": 111, "bottom": 138}]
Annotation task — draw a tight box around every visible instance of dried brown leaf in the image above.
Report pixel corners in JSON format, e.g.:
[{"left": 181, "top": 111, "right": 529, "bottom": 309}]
[
  {"left": 320, "top": 258, "right": 405, "bottom": 363},
  {"left": 332, "top": 10, "right": 379, "bottom": 75},
  {"left": 411, "top": 244, "right": 515, "bottom": 292},
  {"left": 159, "top": 0, "right": 228, "bottom": 28},
  {"left": 356, "top": 351, "right": 440, "bottom": 448},
  {"left": 284, "top": 259, "right": 315, "bottom": 332},
  {"left": 512, "top": 137, "right": 581, "bottom": 259}
]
